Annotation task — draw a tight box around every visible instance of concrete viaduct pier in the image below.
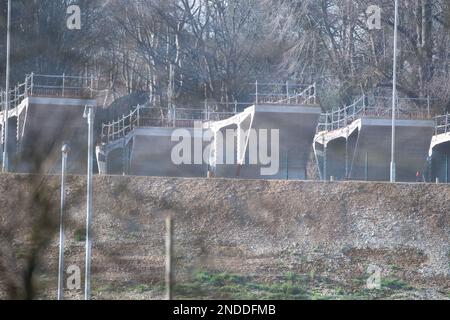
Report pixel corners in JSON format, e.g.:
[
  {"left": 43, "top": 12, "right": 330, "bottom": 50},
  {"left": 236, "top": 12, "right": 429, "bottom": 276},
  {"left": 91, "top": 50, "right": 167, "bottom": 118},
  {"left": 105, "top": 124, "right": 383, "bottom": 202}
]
[
  {"left": 314, "top": 96, "right": 435, "bottom": 182},
  {"left": 0, "top": 74, "right": 96, "bottom": 174},
  {"left": 96, "top": 105, "right": 231, "bottom": 177},
  {"left": 429, "top": 114, "right": 450, "bottom": 183},
  {"left": 97, "top": 83, "right": 321, "bottom": 180},
  {"left": 207, "top": 100, "right": 321, "bottom": 179}
]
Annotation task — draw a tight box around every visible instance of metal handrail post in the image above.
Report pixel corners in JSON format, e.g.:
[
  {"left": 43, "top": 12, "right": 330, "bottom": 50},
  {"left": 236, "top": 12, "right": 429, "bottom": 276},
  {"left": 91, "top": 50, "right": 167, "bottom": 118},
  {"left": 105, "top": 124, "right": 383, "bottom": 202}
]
[
  {"left": 25, "top": 76, "right": 28, "bottom": 97},
  {"left": 446, "top": 114, "right": 449, "bottom": 134},
  {"left": 137, "top": 105, "right": 141, "bottom": 127},
  {"left": 338, "top": 107, "right": 341, "bottom": 128},
  {"left": 122, "top": 114, "right": 126, "bottom": 136},
  {"left": 14, "top": 86, "right": 18, "bottom": 108},
  {"left": 30, "top": 73, "right": 34, "bottom": 96},
  {"left": 362, "top": 93, "right": 366, "bottom": 109},
  {"left": 345, "top": 106, "right": 348, "bottom": 127},
  {"left": 331, "top": 109, "right": 334, "bottom": 130},
  {"left": 314, "top": 83, "right": 317, "bottom": 105}
]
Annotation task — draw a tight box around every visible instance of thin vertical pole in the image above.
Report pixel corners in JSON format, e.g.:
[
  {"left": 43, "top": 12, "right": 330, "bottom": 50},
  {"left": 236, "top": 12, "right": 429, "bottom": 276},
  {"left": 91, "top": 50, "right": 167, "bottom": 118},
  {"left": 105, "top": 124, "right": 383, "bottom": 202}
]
[
  {"left": 286, "top": 152, "right": 289, "bottom": 180},
  {"left": 365, "top": 152, "right": 369, "bottom": 181},
  {"left": 165, "top": 215, "right": 174, "bottom": 301},
  {"left": 331, "top": 109, "right": 334, "bottom": 130},
  {"left": 137, "top": 105, "right": 141, "bottom": 127},
  {"left": 312, "top": 83, "right": 316, "bottom": 105},
  {"left": 107, "top": 122, "right": 111, "bottom": 144},
  {"left": 323, "top": 143, "right": 327, "bottom": 181},
  {"left": 446, "top": 153, "right": 449, "bottom": 184},
  {"left": 122, "top": 114, "right": 125, "bottom": 136},
  {"left": 390, "top": 0, "right": 399, "bottom": 183},
  {"left": 122, "top": 133, "right": 127, "bottom": 176},
  {"left": 428, "top": 155, "right": 432, "bottom": 183},
  {"left": 446, "top": 114, "right": 449, "bottom": 133},
  {"left": 30, "top": 73, "right": 34, "bottom": 96},
  {"left": 2, "top": 0, "right": 11, "bottom": 172},
  {"left": 58, "top": 144, "right": 70, "bottom": 300},
  {"left": 345, "top": 137, "right": 349, "bottom": 180},
  {"left": 173, "top": 107, "right": 176, "bottom": 128},
  {"left": 62, "top": 73, "right": 65, "bottom": 97},
  {"left": 286, "top": 80, "right": 289, "bottom": 103},
  {"left": 90, "top": 75, "right": 94, "bottom": 98},
  {"left": 0, "top": 92, "right": 2, "bottom": 158},
  {"left": 24, "top": 76, "right": 28, "bottom": 97},
  {"left": 255, "top": 80, "right": 259, "bottom": 105},
  {"left": 363, "top": 93, "right": 366, "bottom": 114},
  {"left": 84, "top": 106, "right": 95, "bottom": 300},
  {"left": 338, "top": 107, "right": 341, "bottom": 128}
]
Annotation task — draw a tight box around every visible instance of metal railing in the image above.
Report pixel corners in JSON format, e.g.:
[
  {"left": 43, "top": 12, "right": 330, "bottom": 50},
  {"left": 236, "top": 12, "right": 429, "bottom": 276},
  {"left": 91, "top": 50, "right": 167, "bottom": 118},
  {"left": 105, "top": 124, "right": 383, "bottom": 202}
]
[
  {"left": 101, "top": 80, "right": 318, "bottom": 144},
  {"left": 435, "top": 114, "right": 450, "bottom": 135},
  {"left": 204, "top": 82, "right": 317, "bottom": 114},
  {"left": 252, "top": 81, "right": 317, "bottom": 105},
  {"left": 204, "top": 101, "right": 252, "bottom": 115},
  {"left": 317, "top": 95, "right": 432, "bottom": 132},
  {"left": 100, "top": 104, "right": 238, "bottom": 144},
  {"left": 0, "top": 73, "right": 95, "bottom": 113},
  {"left": 0, "top": 79, "right": 28, "bottom": 112},
  {"left": 29, "top": 73, "right": 94, "bottom": 99}
]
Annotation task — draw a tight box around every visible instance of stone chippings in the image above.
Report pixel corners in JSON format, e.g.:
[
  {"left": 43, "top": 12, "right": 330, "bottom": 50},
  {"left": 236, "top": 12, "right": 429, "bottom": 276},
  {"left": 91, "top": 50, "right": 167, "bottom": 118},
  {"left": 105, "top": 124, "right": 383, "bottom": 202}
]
[{"left": 0, "top": 174, "right": 448, "bottom": 299}]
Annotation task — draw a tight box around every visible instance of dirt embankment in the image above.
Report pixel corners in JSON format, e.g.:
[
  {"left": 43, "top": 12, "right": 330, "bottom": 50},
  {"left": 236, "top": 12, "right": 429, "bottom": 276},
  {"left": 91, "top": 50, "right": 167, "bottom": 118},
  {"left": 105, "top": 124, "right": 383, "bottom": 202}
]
[{"left": 0, "top": 174, "right": 449, "bottom": 299}]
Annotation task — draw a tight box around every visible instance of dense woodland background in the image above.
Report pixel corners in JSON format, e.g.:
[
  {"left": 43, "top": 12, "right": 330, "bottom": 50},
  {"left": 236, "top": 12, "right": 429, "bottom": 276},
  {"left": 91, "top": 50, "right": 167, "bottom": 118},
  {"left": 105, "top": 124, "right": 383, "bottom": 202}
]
[{"left": 0, "top": 0, "right": 449, "bottom": 114}]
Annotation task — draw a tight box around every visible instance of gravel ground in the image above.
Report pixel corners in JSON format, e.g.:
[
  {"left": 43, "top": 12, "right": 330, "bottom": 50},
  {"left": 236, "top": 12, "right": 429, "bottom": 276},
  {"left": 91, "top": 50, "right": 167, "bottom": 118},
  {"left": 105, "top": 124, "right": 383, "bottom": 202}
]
[{"left": 0, "top": 174, "right": 449, "bottom": 300}]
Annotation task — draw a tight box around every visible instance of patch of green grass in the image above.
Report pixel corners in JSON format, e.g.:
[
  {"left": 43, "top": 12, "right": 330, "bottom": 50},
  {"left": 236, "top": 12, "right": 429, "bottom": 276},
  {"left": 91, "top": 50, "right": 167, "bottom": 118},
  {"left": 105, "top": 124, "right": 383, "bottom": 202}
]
[
  {"left": 74, "top": 228, "right": 86, "bottom": 242},
  {"left": 93, "top": 282, "right": 164, "bottom": 296},
  {"left": 194, "top": 272, "right": 246, "bottom": 287},
  {"left": 173, "top": 271, "right": 420, "bottom": 300},
  {"left": 175, "top": 271, "right": 311, "bottom": 300},
  {"left": 381, "top": 278, "right": 413, "bottom": 291},
  {"left": 132, "top": 284, "right": 152, "bottom": 293},
  {"left": 89, "top": 272, "right": 425, "bottom": 300}
]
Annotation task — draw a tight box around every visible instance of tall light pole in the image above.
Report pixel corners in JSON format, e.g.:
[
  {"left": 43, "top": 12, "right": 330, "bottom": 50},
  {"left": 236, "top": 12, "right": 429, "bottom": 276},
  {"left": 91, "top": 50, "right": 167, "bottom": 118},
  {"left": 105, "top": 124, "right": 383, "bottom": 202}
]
[
  {"left": 58, "top": 144, "right": 70, "bottom": 300},
  {"left": 390, "top": 0, "right": 399, "bottom": 183},
  {"left": 2, "top": 0, "right": 11, "bottom": 172},
  {"left": 83, "top": 106, "right": 95, "bottom": 300}
]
